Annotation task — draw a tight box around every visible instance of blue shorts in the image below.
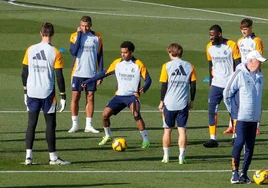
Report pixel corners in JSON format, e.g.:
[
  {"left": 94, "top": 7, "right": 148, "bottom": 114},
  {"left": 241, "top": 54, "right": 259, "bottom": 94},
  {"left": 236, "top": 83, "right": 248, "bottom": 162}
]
[
  {"left": 163, "top": 105, "right": 189, "bottom": 128},
  {"left": 27, "top": 90, "right": 56, "bottom": 114},
  {"left": 107, "top": 95, "right": 140, "bottom": 115},
  {"left": 71, "top": 76, "right": 97, "bottom": 91},
  {"left": 208, "top": 85, "right": 224, "bottom": 125}
]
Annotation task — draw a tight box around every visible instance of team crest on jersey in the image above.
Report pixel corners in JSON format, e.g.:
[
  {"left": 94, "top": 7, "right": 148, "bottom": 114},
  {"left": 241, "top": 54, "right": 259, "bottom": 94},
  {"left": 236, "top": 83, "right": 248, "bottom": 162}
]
[
  {"left": 131, "top": 68, "right": 135, "bottom": 73},
  {"left": 224, "top": 50, "right": 227, "bottom": 55},
  {"left": 251, "top": 44, "right": 254, "bottom": 48}
]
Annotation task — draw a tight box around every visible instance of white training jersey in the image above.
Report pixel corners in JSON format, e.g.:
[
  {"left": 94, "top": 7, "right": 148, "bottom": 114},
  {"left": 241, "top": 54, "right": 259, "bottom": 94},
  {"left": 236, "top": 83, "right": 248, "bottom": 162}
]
[
  {"left": 22, "top": 42, "right": 63, "bottom": 99},
  {"left": 237, "top": 34, "right": 263, "bottom": 63},
  {"left": 70, "top": 31, "right": 101, "bottom": 78},
  {"left": 105, "top": 57, "right": 150, "bottom": 97},
  {"left": 159, "top": 59, "right": 197, "bottom": 111},
  {"left": 206, "top": 39, "right": 241, "bottom": 88}
]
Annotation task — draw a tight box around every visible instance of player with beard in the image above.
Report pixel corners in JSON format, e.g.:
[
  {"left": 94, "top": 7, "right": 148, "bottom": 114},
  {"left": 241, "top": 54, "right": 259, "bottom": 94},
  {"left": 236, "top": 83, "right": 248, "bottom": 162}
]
[{"left": 203, "top": 25, "right": 241, "bottom": 148}]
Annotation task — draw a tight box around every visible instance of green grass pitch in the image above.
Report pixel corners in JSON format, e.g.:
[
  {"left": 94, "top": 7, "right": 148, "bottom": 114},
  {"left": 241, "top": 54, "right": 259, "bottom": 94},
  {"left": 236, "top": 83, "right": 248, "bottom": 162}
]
[{"left": 0, "top": 0, "right": 268, "bottom": 187}]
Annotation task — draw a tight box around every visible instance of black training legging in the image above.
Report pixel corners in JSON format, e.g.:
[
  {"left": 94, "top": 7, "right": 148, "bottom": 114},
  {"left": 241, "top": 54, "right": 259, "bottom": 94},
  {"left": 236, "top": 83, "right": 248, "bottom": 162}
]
[{"left": 25, "top": 111, "right": 57, "bottom": 152}]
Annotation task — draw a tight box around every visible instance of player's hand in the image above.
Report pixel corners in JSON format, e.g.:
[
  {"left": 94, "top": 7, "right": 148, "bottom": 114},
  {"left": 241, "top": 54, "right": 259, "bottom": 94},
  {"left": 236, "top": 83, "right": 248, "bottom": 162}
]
[
  {"left": 97, "top": 79, "right": 102, "bottom": 85},
  {"left": 59, "top": 94, "right": 66, "bottom": 112},
  {"left": 24, "top": 94, "right": 27, "bottom": 106},
  {"left": 188, "top": 101, "right": 194, "bottom": 110},
  {"left": 139, "top": 87, "right": 144, "bottom": 93},
  {"left": 77, "top": 26, "right": 81, "bottom": 32},
  {"left": 81, "top": 83, "right": 87, "bottom": 88},
  {"left": 158, "top": 101, "right": 164, "bottom": 112}
]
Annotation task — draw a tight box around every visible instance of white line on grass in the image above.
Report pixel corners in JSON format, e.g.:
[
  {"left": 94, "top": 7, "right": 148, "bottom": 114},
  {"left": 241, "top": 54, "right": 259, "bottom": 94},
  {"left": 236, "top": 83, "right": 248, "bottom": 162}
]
[
  {"left": 0, "top": 169, "right": 258, "bottom": 173},
  {"left": 1, "top": 110, "right": 268, "bottom": 113},
  {"left": 6, "top": 0, "right": 268, "bottom": 23},
  {"left": 122, "top": 0, "right": 268, "bottom": 22}
]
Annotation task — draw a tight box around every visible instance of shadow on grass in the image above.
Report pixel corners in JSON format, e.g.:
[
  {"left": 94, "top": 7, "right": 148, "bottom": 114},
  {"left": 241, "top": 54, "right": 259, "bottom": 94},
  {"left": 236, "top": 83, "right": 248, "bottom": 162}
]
[
  {"left": 4, "top": 183, "right": 129, "bottom": 188},
  {"left": 0, "top": 136, "right": 101, "bottom": 142}
]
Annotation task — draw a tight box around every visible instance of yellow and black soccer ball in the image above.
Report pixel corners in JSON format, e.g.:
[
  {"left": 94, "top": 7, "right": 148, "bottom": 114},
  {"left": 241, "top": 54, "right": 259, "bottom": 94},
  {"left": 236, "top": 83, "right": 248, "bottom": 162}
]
[
  {"left": 112, "top": 138, "right": 127, "bottom": 152},
  {"left": 253, "top": 170, "right": 268, "bottom": 185}
]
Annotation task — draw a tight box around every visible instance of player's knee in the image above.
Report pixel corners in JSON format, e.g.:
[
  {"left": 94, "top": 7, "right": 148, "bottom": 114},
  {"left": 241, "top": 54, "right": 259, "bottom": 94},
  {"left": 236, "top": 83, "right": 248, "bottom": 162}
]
[
  {"left": 87, "top": 92, "right": 94, "bottom": 100},
  {"left": 102, "top": 111, "right": 110, "bottom": 120},
  {"left": 133, "top": 111, "right": 142, "bottom": 121}
]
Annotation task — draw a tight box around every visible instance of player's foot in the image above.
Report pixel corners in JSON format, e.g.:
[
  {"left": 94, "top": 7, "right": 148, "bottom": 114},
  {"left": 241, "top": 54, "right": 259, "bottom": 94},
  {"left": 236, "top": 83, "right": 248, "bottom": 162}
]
[
  {"left": 68, "top": 126, "right": 78, "bottom": 133},
  {"left": 230, "top": 171, "right": 240, "bottom": 184},
  {"left": 49, "top": 158, "right": 71, "bottom": 165},
  {"left": 179, "top": 157, "right": 187, "bottom": 164},
  {"left": 161, "top": 157, "right": 169, "bottom": 163},
  {"left": 223, "top": 126, "right": 233, "bottom": 134},
  {"left": 98, "top": 136, "right": 112, "bottom": 146},
  {"left": 203, "top": 139, "right": 219, "bottom": 148},
  {"left": 239, "top": 173, "right": 252, "bottom": 184},
  {"left": 24, "top": 158, "right": 32, "bottom": 165},
  {"left": 84, "top": 126, "right": 100, "bottom": 133},
  {"left": 141, "top": 141, "right": 150, "bottom": 148},
  {"left": 256, "top": 128, "right": 260, "bottom": 135}
]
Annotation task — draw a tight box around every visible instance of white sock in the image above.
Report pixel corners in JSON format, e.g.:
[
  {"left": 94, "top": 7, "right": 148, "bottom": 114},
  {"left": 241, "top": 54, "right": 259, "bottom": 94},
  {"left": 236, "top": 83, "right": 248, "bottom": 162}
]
[
  {"left": 163, "top": 147, "right": 170, "bottom": 159},
  {"left": 72, "top": 116, "right": 78, "bottom": 127},
  {"left": 49, "top": 152, "right": 58, "bottom": 161},
  {"left": 104, "top": 127, "right": 112, "bottom": 137},
  {"left": 210, "top": 135, "right": 216, "bottom": 140},
  {"left": 86, "top": 117, "right": 93, "bottom": 128},
  {"left": 26, "top": 149, "right": 33, "bottom": 159},
  {"left": 257, "top": 122, "right": 260, "bottom": 129},
  {"left": 232, "top": 133, "right": 237, "bottom": 138},
  {"left": 140, "top": 130, "right": 149, "bottom": 142},
  {"left": 229, "top": 119, "right": 232, "bottom": 127},
  {"left": 179, "top": 148, "right": 185, "bottom": 160}
]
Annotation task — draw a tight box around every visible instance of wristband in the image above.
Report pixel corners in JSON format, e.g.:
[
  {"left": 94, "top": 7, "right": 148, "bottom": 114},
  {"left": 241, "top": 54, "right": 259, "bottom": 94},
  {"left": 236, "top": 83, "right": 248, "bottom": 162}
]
[{"left": 60, "top": 94, "right": 66, "bottom": 100}]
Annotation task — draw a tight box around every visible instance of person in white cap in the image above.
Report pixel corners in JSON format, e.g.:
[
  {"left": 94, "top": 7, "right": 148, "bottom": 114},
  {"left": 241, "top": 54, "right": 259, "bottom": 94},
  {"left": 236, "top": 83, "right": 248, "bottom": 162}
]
[{"left": 223, "top": 50, "right": 266, "bottom": 184}]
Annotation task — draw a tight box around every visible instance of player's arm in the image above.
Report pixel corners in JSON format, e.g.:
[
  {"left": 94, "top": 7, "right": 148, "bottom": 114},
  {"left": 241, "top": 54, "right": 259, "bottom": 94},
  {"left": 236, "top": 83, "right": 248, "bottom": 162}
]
[
  {"left": 208, "top": 61, "right": 213, "bottom": 86},
  {"left": 82, "top": 69, "right": 113, "bottom": 85},
  {"left": 233, "top": 58, "right": 241, "bottom": 71},
  {"left": 138, "top": 61, "right": 152, "bottom": 93},
  {"left": 141, "top": 71, "right": 152, "bottom": 93},
  {"left": 97, "top": 36, "right": 104, "bottom": 73},
  {"left": 21, "top": 64, "right": 28, "bottom": 90},
  {"left": 82, "top": 60, "right": 117, "bottom": 86},
  {"left": 55, "top": 68, "right": 66, "bottom": 94},
  {"left": 158, "top": 63, "right": 168, "bottom": 112},
  {"left": 223, "top": 71, "right": 240, "bottom": 113},
  {"left": 69, "top": 32, "right": 82, "bottom": 57},
  {"left": 190, "top": 80, "right": 196, "bottom": 102},
  {"left": 160, "top": 82, "right": 167, "bottom": 101},
  {"left": 55, "top": 68, "right": 66, "bottom": 112},
  {"left": 255, "top": 37, "right": 263, "bottom": 54},
  {"left": 231, "top": 42, "right": 241, "bottom": 70},
  {"left": 189, "top": 64, "right": 197, "bottom": 109}
]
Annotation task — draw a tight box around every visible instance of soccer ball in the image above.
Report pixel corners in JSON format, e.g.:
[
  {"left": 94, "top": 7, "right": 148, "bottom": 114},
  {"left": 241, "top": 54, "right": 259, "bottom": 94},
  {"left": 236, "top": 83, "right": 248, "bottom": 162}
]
[
  {"left": 112, "top": 138, "right": 127, "bottom": 152},
  {"left": 253, "top": 170, "right": 268, "bottom": 185}
]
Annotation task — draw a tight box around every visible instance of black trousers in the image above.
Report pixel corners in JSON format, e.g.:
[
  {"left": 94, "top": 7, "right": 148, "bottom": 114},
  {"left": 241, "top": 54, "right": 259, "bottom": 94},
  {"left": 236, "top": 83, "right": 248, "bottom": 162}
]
[{"left": 25, "top": 111, "right": 57, "bottom": 152}]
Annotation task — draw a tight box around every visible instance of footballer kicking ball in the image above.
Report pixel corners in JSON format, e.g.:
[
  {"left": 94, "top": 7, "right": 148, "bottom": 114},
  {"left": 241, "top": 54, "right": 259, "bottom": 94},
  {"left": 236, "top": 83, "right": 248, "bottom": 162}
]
[
  {"left": 112, "top": 138, "right": 127, "bottom": 152},
  {"left": 253, "top": 170, "right": 268, "bottom": 185}
]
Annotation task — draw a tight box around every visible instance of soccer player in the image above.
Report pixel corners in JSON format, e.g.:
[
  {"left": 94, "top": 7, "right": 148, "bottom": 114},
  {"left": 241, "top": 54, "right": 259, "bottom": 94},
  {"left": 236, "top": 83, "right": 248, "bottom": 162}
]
[
  {"left": 68, "top": 16, "right": 103, "bottom": 133},
  {"left": 224, "top": 18, "right": 263, "bottom": 135},
  {"left": 223, "top": 50, "right": 266, "bottom": 184},
  {"left": 158, "top": 43, "right": 196, "bottom": 164},
  {"left": 81, "top": 41, "right": 152, "bottom": 148},
  {"left": 21, "top": 22, "right": 70, "bottom": 165},
  {"left": 203, "top": 24, "right": 241, "bottom": 148}
]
